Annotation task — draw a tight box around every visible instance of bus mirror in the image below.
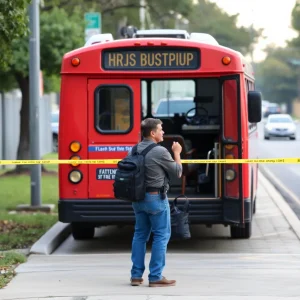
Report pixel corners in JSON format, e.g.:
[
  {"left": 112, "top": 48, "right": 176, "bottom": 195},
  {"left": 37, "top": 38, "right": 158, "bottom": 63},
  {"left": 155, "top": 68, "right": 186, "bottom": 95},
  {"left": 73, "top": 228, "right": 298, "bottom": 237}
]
[{"left": 248, "top": 91, "right": 262, "bottom": 123}]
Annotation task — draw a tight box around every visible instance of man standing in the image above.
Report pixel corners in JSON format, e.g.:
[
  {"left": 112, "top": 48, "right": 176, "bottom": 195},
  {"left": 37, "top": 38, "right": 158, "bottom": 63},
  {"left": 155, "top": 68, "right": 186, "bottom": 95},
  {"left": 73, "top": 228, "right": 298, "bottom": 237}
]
[{"left": 130, "top": 118, "right": 182, "bottom": 287}]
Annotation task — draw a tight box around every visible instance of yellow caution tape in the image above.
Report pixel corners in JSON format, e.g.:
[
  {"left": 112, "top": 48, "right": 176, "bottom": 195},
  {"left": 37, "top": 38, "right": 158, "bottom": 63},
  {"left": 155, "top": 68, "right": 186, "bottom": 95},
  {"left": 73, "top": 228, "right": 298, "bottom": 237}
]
[{"left": 0, "top": 158, "right": 300, "bottom": 165}]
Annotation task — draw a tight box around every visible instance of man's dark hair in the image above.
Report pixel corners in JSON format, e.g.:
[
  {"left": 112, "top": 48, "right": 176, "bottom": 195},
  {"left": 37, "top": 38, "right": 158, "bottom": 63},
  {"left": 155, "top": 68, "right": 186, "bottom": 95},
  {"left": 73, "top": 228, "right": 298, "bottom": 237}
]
[{"left": 141, "top": 118, "right": 162, "bottom": 138}]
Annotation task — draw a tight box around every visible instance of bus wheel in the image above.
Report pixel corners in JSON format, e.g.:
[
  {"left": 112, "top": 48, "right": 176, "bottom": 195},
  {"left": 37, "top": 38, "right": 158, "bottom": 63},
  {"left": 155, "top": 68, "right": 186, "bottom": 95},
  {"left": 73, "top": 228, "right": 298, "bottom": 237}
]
[
  {"left": 71, "top": 223, "right": 95, "bottom": 240},
  {"left": 230, "top": 222, "right": 252, "bottom": 239}
]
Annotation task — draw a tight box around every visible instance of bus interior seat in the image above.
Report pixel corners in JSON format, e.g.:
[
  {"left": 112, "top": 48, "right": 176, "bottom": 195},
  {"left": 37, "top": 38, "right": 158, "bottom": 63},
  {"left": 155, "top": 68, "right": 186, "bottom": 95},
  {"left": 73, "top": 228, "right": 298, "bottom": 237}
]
[{"left": 160, "top": 134, "right": 198, "bottom": 194}]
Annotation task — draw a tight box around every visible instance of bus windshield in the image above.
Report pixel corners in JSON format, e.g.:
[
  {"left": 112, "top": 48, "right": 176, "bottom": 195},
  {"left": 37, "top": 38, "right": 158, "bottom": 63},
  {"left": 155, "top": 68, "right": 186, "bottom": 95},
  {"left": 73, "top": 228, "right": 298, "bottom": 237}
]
[{"left": 155, "top": 100, "right": 195, "bottom": 115}]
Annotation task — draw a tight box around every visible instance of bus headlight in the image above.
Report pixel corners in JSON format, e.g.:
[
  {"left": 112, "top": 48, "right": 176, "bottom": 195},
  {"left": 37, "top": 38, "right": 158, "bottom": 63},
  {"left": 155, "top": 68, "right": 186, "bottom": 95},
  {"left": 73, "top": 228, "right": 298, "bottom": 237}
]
[
  {"left": 225, "top": 169, "right": 236, "bottom": 181},
  {"left": 70, "top": 141, "right": 81, "bottom": 153},
  {"left": 69, "top": 170, "right": 82, "bottom": 183}
]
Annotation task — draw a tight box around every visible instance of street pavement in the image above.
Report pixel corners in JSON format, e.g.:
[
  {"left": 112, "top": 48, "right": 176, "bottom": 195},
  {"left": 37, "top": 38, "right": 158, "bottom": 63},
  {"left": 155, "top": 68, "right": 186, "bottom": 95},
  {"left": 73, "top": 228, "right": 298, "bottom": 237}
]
[{"left": 1, "top": 170, "right": 300, "bottom": 300}]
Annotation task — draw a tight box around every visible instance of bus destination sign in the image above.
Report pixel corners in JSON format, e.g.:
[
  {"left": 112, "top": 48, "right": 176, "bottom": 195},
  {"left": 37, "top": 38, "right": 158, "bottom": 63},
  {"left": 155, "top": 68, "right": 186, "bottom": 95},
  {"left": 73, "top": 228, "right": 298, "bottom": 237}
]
[{"left": 102, "top": 48, "right": 200, "bottom": 71}]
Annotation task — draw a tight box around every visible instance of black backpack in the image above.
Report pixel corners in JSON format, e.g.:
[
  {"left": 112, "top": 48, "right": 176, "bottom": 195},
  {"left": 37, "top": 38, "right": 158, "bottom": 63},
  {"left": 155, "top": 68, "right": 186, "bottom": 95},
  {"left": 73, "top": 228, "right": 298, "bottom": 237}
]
[{"left": 113, "top": 143, "right": 159, "bottom": 202}]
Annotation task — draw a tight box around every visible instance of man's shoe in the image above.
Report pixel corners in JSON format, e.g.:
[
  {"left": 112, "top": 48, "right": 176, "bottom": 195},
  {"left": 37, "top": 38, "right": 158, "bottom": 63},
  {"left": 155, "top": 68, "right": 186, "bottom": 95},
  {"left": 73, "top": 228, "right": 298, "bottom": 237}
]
[
  {"left": 130, "top": 278, "right": 143, "bottom": 286},
  {"left": 149, "top": 277, "right": 176, "bottom": 287}
]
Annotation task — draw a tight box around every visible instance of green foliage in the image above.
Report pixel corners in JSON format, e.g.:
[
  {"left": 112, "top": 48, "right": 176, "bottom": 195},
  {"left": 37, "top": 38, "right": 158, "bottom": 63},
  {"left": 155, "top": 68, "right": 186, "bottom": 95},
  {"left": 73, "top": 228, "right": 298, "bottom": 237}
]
[
  {"left": 188, "top": 0, "right": 261, "bottom": 55},
  {"left": 40, "top": 7, "right": 85, "bottom": 74},
  {"left": 41, "top": 0, "right": 258, "bottom": 57},
  {"left": 0, "top": 6, "right": 85, "bottom": 92},
  {"left": 4, "top": 7, "right": 84, "bottom": 79},
  {"left": 0, "top": 73, "right": 18, "bottom": 92},
  {"left": 255, "top": 47, "right": 299, "bottom": 104},
  {"left": 255, "top": 0, "right": 300, "bottom": 106},
  {"left": 0, "top": 0, "right": 30, "bottom": 70},
  {"left": 43, "top": 74, "right": 61, "bottom": 93},
  {"left": 289, "top": 0, "right": 300, "bottom": 50},
  {"left": 291, "top": 0, "right": 300, "bottom": 32}
]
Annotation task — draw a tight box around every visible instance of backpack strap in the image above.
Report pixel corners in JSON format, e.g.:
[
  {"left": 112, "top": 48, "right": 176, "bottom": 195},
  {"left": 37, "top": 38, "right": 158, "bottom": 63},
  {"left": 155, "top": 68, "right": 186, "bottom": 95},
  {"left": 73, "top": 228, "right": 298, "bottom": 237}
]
[
  {"left": 140, "top": 143, "right": 159, "bottom": 156},
  {"left": 132, "top": 144, "right": 138, "bottom": 155}
]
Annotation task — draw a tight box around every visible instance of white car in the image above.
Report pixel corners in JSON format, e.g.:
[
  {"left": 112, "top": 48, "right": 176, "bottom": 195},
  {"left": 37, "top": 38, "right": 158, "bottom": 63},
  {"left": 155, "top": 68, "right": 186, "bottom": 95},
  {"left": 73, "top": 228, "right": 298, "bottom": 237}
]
[{"left": 264, "top": 114, "right": 296, "bottom": 140}]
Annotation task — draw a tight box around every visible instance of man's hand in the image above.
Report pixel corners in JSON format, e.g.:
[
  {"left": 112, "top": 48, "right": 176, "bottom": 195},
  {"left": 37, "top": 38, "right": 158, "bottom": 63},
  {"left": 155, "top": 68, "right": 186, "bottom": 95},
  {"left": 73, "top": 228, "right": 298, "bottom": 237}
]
[{"left": 172, "top": 141, "right": 182, "bottom": 154}]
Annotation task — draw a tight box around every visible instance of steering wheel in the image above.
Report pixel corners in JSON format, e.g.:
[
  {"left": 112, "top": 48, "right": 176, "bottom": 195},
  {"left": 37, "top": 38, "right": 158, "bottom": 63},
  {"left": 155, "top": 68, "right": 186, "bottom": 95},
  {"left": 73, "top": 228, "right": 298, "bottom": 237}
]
[{"left": 185, "top": 107, "right": 209, "bottom": 125}]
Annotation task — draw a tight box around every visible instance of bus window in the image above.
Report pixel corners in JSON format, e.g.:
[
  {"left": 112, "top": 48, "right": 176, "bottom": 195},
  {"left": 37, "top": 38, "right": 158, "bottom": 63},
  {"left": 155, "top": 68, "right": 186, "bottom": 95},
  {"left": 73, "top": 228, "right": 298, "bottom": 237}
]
[
  {"left": 95, "top": 86, "right": 132, "bottom": 132},
  {"left": 151, "top": 80, "right": 195, "bottom": 116},
  {"left": 141, "top": 81, "right": 147, "bottom": 118}
]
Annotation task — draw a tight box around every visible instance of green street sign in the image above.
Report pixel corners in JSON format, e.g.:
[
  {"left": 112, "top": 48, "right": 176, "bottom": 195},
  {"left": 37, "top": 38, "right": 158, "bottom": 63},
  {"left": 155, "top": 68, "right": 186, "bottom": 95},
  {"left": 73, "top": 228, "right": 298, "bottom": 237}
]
[
  {"left": 84, "top": 12, "right": 102, "bottom": 42},
  {"left": 85, "top": 12, "right": 101, "bottom": 30}
]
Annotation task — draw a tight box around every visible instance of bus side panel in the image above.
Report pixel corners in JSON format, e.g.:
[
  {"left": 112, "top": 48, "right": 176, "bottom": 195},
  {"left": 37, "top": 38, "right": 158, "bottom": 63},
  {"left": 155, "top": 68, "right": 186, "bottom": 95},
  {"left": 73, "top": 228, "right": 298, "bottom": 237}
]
[{"left": 58, "top": 75, "right": 88, "bottom": 199}]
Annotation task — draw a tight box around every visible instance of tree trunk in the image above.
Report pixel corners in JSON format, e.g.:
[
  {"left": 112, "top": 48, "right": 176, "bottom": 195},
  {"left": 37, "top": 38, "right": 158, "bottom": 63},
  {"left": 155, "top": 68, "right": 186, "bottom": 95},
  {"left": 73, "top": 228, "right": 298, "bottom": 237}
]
[{"left": 15, "top": 74, "right": 30, "bottom": 173}]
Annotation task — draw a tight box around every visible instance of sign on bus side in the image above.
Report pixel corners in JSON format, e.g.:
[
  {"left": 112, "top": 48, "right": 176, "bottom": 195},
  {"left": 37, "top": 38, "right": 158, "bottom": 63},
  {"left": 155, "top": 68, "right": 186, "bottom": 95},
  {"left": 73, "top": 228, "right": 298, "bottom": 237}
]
[{"left": 84, "top": 12, "right": 101, "bottom": 42}]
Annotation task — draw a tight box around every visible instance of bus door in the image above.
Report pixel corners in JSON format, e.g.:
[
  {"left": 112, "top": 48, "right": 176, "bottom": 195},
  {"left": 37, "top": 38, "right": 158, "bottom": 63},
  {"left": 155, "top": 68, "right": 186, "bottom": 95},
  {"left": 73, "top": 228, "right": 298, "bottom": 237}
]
[
  {"left": 220, "top": 75, "right": 244, "bottom": 225},
  {"left": 87, "top": 79, "right": 141, "bottom": 199}
]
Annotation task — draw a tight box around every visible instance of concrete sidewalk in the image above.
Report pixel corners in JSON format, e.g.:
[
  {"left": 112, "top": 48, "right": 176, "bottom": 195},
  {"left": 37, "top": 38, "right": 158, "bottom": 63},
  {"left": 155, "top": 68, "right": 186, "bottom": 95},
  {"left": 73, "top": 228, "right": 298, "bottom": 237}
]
[{"left": 1, "top": 170, "right": 300, "bottom": 300}]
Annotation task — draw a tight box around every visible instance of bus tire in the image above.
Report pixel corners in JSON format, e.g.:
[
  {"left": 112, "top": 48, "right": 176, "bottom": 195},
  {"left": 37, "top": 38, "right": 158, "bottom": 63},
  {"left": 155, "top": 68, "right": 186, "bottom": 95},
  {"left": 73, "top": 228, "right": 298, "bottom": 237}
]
[
  {"left": 71, "top": 223, "right": 95, "bottom": 240},
  {"left": 230, "top": 222, "right": 252, "bottom": 239}
]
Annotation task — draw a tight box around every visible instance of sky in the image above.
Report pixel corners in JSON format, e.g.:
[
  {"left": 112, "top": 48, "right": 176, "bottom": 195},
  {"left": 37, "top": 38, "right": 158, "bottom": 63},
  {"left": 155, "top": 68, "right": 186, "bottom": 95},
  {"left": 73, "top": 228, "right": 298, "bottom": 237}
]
[{"left": 208, "top": 0, "right": 298, "bottom": 62}]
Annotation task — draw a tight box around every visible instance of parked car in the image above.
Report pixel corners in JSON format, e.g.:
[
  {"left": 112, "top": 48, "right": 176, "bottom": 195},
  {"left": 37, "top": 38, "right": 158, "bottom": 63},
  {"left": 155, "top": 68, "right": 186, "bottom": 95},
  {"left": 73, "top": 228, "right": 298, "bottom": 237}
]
[
  {"left": 153, "top": 97, "right": 195, "bottom": 117},
  {"left": 261, "top": 100, "right": 270, "bottom": 117},
  {"left": 263, "top": 102, "right": 281, "bottom": 118},
  {"left": 264, "top": 114, "right": 296, "bottom": 140},
  {"left": 51, "top": 111, "right": 59, "bottom": 152}
]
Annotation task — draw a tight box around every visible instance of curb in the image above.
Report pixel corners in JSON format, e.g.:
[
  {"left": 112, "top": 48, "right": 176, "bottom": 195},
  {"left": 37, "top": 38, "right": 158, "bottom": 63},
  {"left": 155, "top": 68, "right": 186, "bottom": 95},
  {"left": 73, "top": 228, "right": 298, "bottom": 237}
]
[
  {"left": 30, "top": 222, "right": 71, "bottom": 255},
  {"left": 258, "top": 167, "right": 300, "bottom": 240}
]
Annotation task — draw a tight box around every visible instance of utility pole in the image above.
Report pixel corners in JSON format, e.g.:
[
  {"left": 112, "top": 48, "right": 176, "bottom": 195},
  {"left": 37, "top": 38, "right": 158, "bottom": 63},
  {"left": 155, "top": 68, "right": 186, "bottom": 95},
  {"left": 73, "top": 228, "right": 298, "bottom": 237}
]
[
  {"left": 139, "top": 0, "right": 146, "bottom": 30},
  {"left": 1, "top": 91, "right": 5, "bottom": 170},
  {"left": 29, "top": 0, "right": 41, "bottom": 207}
]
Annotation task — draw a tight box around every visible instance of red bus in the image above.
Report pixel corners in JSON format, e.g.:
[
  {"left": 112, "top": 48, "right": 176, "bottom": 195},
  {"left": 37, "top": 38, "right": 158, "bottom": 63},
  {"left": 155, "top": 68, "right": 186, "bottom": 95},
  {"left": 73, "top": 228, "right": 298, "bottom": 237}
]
[{"left": 58, "top": 29, "right": 262, "bottom": 240}]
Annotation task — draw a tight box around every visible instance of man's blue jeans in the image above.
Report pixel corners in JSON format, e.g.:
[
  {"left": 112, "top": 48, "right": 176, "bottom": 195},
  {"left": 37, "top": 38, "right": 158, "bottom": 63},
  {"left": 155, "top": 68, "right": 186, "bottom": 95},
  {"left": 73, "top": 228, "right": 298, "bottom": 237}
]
[{"left": 131, "top": 193, "right": 171, "bottom": 282}]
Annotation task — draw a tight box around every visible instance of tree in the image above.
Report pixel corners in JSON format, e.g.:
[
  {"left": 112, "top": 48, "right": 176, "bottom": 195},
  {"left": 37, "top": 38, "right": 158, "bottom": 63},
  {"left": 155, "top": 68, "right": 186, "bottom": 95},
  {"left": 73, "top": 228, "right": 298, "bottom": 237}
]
[
  {"left": 0, "top": 7, "right": 85, "bottom": 173},
  {"left": 187, "top": 0, "right": 262, "bottom": 56},
  {"left": 255, "top": 0, "right": 300, "bottom": 111},
  {"left": 255, "top": 47, "right": 298, "bottom": 107},
  {"left": 0, "top": 0, "right": 31, "bottom": 70},
  {"left": 42, "top": 0, "right": 193, "bottom": 36},
  {"left": 287, "top": 0, "right": 300, "bottom": 51},
  {"left": 42, "top": 0, "right": 260, "bottom": 56}
]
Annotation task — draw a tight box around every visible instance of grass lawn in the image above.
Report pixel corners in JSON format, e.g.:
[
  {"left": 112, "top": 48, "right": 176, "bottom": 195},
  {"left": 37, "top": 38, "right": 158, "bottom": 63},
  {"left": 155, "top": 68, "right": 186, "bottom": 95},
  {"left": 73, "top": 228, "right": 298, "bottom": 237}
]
[
  {"left": 0, "top": 252, "right": 26, "bottom": 289},
  {"left": 0, "top": 152, "right": 59, "bottom": 250},
  {"left": 0, "top": 152, "right": 59, "bottom": 288}
]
